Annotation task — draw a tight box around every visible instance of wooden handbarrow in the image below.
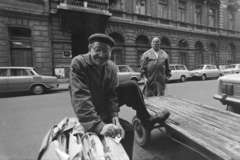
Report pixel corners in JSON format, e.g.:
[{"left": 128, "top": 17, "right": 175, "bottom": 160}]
[{"left": 132, "top": 95, "right": 240, "bottom": 160}]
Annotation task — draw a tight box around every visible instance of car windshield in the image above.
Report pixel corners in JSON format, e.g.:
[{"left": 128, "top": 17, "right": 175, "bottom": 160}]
[
  {"left": 193, "top": 66, "right": 204, "bottom": 70},
  {"left": 226, "top": 65, "right": 236, "bottom": 69}
]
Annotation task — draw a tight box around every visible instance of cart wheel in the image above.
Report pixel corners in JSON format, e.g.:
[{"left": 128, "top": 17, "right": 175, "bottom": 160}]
[{"left": 132, "top": 116, "right": 151, "bottom": 147}]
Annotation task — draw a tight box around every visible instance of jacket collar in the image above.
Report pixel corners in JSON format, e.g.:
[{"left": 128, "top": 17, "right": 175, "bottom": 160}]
[{"left": 83, "top": 52, "right": 94, "bottom": 65}]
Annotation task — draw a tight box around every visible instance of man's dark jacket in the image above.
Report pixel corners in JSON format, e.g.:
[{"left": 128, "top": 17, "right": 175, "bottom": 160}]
[{"left": 70, "top": 53, "right": 119, "bottom": 134}]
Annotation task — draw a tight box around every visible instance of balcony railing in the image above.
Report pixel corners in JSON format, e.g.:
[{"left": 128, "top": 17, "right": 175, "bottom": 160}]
[
  {"left": 61, "top": 0, "right": 109, "bottom": 11},
  {"left": 137, "top": 15, "right": 148, "bottom": 21}
]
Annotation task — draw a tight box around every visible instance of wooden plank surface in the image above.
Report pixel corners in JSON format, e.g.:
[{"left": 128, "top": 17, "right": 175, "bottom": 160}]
[{"left": 145, "top": 95, "right": 240, "bottom": 160}]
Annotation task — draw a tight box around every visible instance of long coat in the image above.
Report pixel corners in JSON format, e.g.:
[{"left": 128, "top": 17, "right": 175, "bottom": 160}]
[{"left": 140, "top": 48, "right": 171, "bottom": 96}]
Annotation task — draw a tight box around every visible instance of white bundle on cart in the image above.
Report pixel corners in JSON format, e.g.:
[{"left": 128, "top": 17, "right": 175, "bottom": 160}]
[{"left": 37, "top": 117, "right": 129, "bottom": 160}]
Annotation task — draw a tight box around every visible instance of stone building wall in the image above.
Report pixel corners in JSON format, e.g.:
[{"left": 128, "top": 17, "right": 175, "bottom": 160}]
[
  {"left": 105, "top": 21, "right": 240, "bottom": 71},
  {"left": 50, "top": 15, "right": 72, "bottom": 78},
  {"left": 0, "top": 15, "right": 52, "bottom": 75}
]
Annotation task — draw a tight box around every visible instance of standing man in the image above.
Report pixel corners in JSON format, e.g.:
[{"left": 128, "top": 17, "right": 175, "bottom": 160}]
[
  {"left": 140, "top": 37, "right": 171, "bottom": 96},
  {"left": 70, "top": 33, "right": 170, "bottom": 160}
]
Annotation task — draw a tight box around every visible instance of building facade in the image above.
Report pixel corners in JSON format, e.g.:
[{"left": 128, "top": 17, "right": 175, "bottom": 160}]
[{"left": 0, "top": 0, "right": 240, "bottom": 78}]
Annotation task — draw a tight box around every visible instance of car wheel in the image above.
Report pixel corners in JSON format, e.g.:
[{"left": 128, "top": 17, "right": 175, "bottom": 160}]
[
  {"left": 32, "top": 85, "right": 45, "bottom": 95},
  {"left": 131, "top": 78, "right": 138, "bottom": 83},
  {"left": 132, "top": 116, "right": 151, "bottom": 147},
  {"left": 180, "top": 75, "right": 186, "bottom": 82},
  {"left": 201, "top": 74, "right": 206, "bottom": 81}
]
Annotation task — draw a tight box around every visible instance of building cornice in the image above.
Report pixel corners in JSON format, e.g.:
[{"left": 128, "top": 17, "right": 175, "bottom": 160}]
[
  {"left": 17, "top": 0, "right": 45, "bottom": 4},
  {"left": 0, "top": 5, "right": 49, "bottom": 16},
  {"left": 0, "top": 5, "right": 48, "bottom": 20},
  {"left": 108, "top": 18, "right": 240, "bottom": 39}
]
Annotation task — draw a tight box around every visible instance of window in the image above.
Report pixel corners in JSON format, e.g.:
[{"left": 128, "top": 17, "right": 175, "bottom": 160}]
[
  {"left": 211, "top": 65, "right": 217, "bottom": 69},
  {"left": 138, "top": 50, "right": 146, "bottom": 67},
  {"left": 205, "top": 66, "right": 211, "bottom": 70},
  {"left": 229, "top": 12, "right": 234, "bottom": 30},
  {"left": 176, "top": 65, "right": 186, "bottom": 70},
  {"left": 195, "top": 53, "right": 203, "bottom": 65},
  {"left": 228, "top": 43, "right": 236, "bottom": 63},
  {"left": 195, "top": 5, "right": 202, "bottom": 25},
  {"left": 22, "top": 69, "right": 28, "bottom": 76},
  {"left": 165, "top": 51, "right": 171, "bottom": 63},
  {"left": 9, "top": 27, "right": 32, "bottom": 67},
  {"left": 110, "top": 50, "right": 123, "bottom": 65},
  {"left": 10, "top": 69, "right": 28, "bottom": 76},
  {"left": 179, "top": 52, "right": 187, "bottom": 65},
  {"left": 136, "top": 0, "right": 146, "bottom": 15},
  {"left": 179, "top": 1, "right": 186, "bottom": 22},
  {"left": 169, "top": 66, "right": 175, "bottom": 70},
  {"left": 118, "top": 66, "right": 130, "bottom": 72},
  {"left": 209, "top": 53, "right": 216, "bottom": 64},
  {"left": 0, "top": 69, "right": 7, "bottom": 76},
  {"left": 159, "top": 0, "right": 168, "bottom": 19},
  {"left": 209, "top": 43, "right": 216, "bottom": 65},
  {"left": 10, "top": 69, "right": 22, "bottom": 76},
  {"left": 209, "top": 9, "right": 216, "bottom": 27}
]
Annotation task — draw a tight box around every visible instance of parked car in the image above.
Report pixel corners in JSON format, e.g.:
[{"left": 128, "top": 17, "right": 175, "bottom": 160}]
[
  {"left": 213, "top": 74, "right": 240, "bottom": 114},
  {"left": 189, "top": 64, "right": 223, "bottom": 80},
  {"left": 117, "top": 65, "right": 141, "bottom": 83},
  {"left": 0, "top": 67, "right": 59, "bottom": 95},
  {"left": 169, "top": 64, "right": 191, "bottom": 82},
  {"left": 220, "top": 64, "right": 240, "bottom": 75}
]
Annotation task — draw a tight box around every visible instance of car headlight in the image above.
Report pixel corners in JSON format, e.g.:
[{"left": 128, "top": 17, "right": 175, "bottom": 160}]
[{"left": 221, "top": 83, "right": 233, "bottom": 95}]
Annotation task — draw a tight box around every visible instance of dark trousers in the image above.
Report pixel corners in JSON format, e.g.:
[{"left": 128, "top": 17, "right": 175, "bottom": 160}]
[
  {"left": 114, "top": 80, "right": 151, "bottom": 160},
  {"left": 70, "top": 80, "right": 150, "bottom": 160}
]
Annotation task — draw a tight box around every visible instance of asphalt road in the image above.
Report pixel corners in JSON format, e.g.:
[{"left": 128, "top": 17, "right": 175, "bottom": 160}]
[{"left": 0, "top": 79, "right": 225, "bottom": 160}]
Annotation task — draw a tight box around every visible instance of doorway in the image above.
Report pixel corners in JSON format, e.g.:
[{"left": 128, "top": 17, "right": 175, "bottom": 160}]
[{"left": 71, "top": 33, "right": 88, "bottom": 58}]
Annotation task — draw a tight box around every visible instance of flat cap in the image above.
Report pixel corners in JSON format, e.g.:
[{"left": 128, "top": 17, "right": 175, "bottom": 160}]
[{"left": 88, "top": 33, "right": 115, "bottom": 47}]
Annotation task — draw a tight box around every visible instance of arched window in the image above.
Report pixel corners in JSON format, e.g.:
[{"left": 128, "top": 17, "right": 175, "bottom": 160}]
[
  {"left": 209, "top": 43, "right": 216, "bottom": 65},
  {"left": 228, "top": 43, "right": 236, "bottom": 64},
  {"left": 109, "top": 32, "right": 124, "bottom": 65},
  {"left": 178, "top": 39, "right": 188, "bottom": 65},
  {"left": 161, "top": 37, "right": 171, "bottom": 63},
  {"left": 8, "top": 27, "right": 32, "bottom": 66},
  {"left": 135, "top": 35, "right": 149, "bottom": 67},
  {"left": 195, "top": 41, "right": 204, "bottom": 65},
  {"left": 109, "top": 32, "right": 124, "bottom": 44},
  {"left": 136, "top": 35, "right": 149, "bottom": 45}
]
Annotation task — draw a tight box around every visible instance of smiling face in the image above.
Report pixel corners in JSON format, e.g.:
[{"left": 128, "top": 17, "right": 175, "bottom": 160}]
[
  {"left": 151, "top": 37, "right": 161, "bottom": 51},
  {"left": 89, "top": 42, "right": 112, "bottom": 67}
]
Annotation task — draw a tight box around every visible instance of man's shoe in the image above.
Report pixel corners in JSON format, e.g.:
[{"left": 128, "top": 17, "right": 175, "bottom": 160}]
[{"left": 149, "top": 109, "right": 170, "bottom": 126}]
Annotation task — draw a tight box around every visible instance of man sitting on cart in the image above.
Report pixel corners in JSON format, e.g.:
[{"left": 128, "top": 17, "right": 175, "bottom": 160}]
[{"left": 69, "top": 33, "right": 170, "bottom": 160}]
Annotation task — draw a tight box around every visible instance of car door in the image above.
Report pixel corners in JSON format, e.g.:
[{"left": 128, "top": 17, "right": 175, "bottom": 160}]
[
  {"left": 204, "top": 65, "right": 212, "bottom": 77},
  {"left": 8, "top": 69, "right": 31, "bottom": 91},
  {"left": 0, "top": 69, "right": 9, "bottom": 92},
  {"left": 175, "top": 65, "right": 185, "bottom": 79},
  {"left": 211, "top": 65, "right": 219, "bottom": 77},
  {"left": 169, "top": 66, "right": 177, "bottom": 80},
  {"left": 117, "top": 66, "right": 131, "bottom": 83}
]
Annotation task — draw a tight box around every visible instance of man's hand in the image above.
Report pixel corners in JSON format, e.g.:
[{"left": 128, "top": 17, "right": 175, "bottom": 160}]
[
  {"left": 100, "top": 124, "right": 120, "bottom": 138},
  {"left": 112, "top": 117, "right": 125, "bottom": 139}
]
